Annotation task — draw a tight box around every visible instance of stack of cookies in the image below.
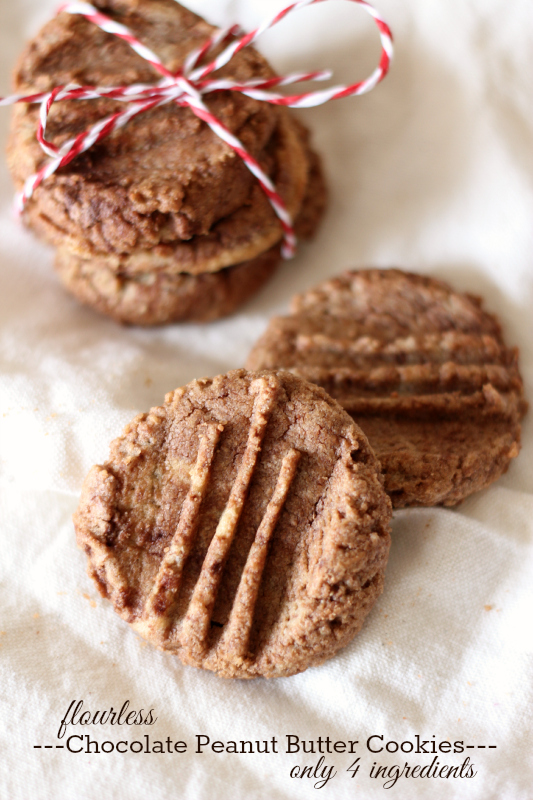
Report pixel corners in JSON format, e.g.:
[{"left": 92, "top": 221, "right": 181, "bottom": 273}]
[{"left": 7, "top": 0, "right": 326, "bottom": 325}]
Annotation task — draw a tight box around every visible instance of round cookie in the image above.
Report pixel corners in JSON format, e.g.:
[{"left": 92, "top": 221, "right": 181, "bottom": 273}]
[
  {"left": 74, "top": 370, "right": 391, "bottom": 678},
  {"left": 7, "top": 0, "right": 282, "bottom": 253},
  {"left": 53, "top": 138, "right": 326, "bottom": 325},
  {"left": 246, "top": 269, "right": 527, "bottom": 507},
  {"left": 55, "top": 245, "right": 281, "bottom": 325},
  {"left": 53, "top": 110, "right": 310, "bottom": 275}
]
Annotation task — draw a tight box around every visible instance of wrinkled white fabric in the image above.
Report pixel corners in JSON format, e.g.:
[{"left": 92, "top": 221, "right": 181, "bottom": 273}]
[{"left": 1, "top": 1, "right": 532, "bottom": 798}]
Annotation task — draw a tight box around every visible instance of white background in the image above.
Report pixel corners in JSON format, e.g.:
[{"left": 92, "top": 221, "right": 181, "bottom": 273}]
[{"left": 0, "top": 1, "right": 532, "bottom": 798}]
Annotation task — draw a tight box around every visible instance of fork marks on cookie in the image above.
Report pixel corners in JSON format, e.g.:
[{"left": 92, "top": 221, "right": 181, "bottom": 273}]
[
  {"left": 144, "top": 421, "right": 223, "bottom": 628},
  {"left": 219, "top": 447, "right": 301, "bottom": 662},
  {"left": 178, "top": 377, "right": 279, "bottom": 657}
]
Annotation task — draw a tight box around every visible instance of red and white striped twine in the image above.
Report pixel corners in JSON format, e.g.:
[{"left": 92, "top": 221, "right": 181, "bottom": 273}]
[{"left": 1, "top": 0, "right": 393, "bottom": 259}]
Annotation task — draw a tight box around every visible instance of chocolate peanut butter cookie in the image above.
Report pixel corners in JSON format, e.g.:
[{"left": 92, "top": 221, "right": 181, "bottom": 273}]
[
  {"left": 246, "top": 269, "right": 527, "bottom": 507},
  {"left": 74, "top": 370, "right": 391, "bottom": 678},
  {"left": 54, "top": 131, "right": 325, "bottom": 324},
  {"left": 55, "top": 244, "right": 282, "bottom": 325},
  {"left": 7, "top": 0, "right": 327, "bottom": 324},
  {"left": 7, "top": 0, "right": 282, "bottom": 253},
  {"left": 55, "top": 110, "right": 310, "bottom": 275}
]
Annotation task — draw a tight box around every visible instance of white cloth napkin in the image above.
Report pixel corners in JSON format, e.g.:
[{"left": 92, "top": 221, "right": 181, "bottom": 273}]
[{"left": 1, "top": 1, "right": 532, "bottom": 798}]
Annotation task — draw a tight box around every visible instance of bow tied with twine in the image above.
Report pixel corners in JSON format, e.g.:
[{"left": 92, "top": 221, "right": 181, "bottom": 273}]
[{"left": 0, "top": 0, "right": 393, "bottom": 258}]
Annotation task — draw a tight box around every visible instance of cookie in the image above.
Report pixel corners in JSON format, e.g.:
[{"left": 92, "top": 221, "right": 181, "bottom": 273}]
[
  {"left": 246, "top": 269, "right": 527, "bottom": 507},
  {"left": 7, "top": 0, "right": 327, "bottom": 324},
  {"left": 55, "top": 245, "right": 281, "bottom": 325},
  {"left": 51, "top": 110, "right": 310, "bottom": 274},
  {"left": 74, "top": 370, "right": 391, "bottom": 678},
  {"left": 7, "top": 0, "right": 281, "bottom": 253},
  {"left": 54, "top": 135, "right": 325, "bottom": 324}
]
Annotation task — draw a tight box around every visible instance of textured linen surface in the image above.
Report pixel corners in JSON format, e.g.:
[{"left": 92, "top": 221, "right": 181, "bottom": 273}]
[{"left": 1, "top": 1, "right": 532, "bottom": 798}]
